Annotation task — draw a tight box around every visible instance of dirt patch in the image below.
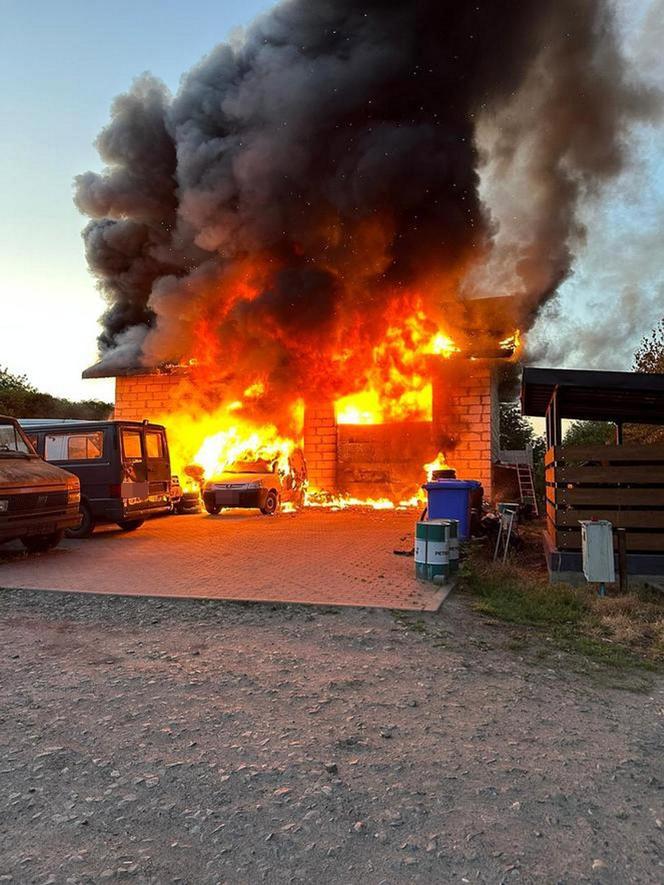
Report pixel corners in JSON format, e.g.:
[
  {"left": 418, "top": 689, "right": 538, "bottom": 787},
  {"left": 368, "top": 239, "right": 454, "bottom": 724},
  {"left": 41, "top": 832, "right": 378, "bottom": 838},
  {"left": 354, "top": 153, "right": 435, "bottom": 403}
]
[{"left": 0, "top": 587, "right": 663, "bottom": 883}]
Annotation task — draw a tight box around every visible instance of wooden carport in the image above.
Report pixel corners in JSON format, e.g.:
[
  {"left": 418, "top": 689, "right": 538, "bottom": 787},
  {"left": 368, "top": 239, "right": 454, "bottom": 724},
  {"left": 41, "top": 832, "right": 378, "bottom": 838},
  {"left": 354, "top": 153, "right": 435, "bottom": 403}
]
[{"left": 521, "top": 366, "right": 664, "bottom": 582}]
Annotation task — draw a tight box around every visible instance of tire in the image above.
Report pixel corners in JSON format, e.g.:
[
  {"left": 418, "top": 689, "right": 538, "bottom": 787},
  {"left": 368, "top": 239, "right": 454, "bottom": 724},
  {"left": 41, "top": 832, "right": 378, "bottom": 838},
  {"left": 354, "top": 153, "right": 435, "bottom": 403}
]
[
  {"left": 21, "top": 529, "right": 64, "bottom": 553},
  {"left": 65, "top": 502, "right": 95, "bottom": 539},
  {"left": 117, "top": 519, "right": 144, "bottom": 532},
  {"left": 205, "top": 502, "right": 222, "bottom": 515},
  {"left": 260, "top": 490, "right": 280, "bottom": 516}
]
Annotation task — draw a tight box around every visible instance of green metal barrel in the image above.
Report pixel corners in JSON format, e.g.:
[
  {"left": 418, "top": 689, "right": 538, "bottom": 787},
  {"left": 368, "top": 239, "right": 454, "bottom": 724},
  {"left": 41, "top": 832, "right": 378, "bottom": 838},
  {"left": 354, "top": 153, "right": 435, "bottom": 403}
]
[
  {"left": 415, "top": 521, "right": 429, "bottom": 580},
  {"left": 414, "top": 519, "right": 450, "bottom": 582}
]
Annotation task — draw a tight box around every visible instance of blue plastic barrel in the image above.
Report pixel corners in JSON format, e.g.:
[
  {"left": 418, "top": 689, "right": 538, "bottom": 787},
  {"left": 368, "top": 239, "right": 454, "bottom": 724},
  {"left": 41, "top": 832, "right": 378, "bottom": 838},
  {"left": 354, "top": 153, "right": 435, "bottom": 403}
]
[{"left": 422, "top": 480, "right": 481, "bottom": 540}]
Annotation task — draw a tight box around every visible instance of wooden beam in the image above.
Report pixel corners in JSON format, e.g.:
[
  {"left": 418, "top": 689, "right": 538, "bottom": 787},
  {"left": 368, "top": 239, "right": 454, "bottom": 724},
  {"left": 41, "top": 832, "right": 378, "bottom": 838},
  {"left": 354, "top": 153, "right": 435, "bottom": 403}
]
[
  {"left": 553, "top": 487, "right": 664, "bottom": 506},
  {"left": 555, "top": 465, "right": 664, "bottom": 483},
  {"left": 555, "top": 510, "right": 664, "bottom": 529},
  {"left": 552, "top": 444, "right": 664, "bottom": 462}
]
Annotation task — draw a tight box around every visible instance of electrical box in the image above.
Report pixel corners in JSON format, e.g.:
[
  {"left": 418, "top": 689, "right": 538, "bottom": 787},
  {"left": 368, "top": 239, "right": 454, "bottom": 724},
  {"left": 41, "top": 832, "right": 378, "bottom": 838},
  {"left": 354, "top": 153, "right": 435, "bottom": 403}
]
[{"left": 579, "top": 520, "right": 615, "bottom": 583}]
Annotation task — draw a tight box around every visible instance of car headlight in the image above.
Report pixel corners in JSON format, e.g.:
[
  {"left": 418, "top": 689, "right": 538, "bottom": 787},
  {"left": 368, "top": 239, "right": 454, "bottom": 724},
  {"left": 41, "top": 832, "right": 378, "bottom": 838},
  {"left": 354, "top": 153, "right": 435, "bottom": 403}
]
[
  {"left": 0, "top": 499, "right": 8, "bottom": 513},
  {"left": 67, "top": 482, "right": 81, "bottom": 505}
]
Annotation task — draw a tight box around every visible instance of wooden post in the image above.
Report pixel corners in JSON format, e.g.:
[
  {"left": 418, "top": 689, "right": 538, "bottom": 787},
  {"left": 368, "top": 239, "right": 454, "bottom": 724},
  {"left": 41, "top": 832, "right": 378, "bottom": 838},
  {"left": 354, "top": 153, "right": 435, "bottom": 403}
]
[
  {"left": 545, "top": 386, "right": 562, "bottom": 448},
  {"left": 617, "top": 528, "right": 628, "bottom": 593},
  {"left": 615, "top": 422, "right": 624, "bottom": 445}
]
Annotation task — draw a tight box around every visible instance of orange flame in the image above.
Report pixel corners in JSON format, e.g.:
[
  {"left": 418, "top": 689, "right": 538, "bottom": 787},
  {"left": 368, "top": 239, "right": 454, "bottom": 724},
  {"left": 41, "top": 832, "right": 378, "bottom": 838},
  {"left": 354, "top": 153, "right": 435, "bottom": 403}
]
[
  {"left": 155, "top": 292, "right": 516, "bottom": 506},
  {"left": 424, "top": 451, "right": 452, "bottom": 481}
]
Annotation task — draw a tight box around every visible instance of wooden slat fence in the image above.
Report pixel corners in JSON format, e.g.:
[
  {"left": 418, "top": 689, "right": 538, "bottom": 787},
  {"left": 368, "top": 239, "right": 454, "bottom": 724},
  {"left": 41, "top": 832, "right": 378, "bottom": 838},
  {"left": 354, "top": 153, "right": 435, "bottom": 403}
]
[{"left": 545, "top": 444, "right": 664, "bottom": 552}]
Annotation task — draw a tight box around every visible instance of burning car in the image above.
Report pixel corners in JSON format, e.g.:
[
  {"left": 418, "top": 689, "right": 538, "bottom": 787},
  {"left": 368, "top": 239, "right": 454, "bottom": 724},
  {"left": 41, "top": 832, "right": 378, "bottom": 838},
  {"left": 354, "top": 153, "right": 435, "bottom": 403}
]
[{"left": 202, "top": 448, "right": 306, "bottom": 516}]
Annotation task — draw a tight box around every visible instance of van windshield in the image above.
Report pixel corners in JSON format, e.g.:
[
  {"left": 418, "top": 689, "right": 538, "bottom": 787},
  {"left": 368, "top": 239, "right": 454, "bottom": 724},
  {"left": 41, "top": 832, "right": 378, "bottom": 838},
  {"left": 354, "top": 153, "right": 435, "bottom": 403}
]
[
  {"left": 0, "top": 420, "right": 34, "bottom": 457},
  {"left": 226, "top": 459, "right": 273, "bottom": 474}
]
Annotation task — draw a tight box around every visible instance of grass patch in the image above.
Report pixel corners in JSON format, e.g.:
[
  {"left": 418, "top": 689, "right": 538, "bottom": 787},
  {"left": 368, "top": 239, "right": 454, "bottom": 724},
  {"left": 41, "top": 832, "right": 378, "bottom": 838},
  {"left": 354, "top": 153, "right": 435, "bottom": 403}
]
[
  {"left": 464, "top": 562, "right": 587, "bottom": 628},
  {"left": 461, "top": 551, "right": 663, "bottom": 678}
]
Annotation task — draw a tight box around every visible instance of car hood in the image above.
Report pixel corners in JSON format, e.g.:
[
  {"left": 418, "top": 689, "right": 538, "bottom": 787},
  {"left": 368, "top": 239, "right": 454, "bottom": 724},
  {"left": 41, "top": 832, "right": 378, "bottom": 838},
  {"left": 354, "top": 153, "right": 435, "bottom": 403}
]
[
  {"left": 208, "top": 472, "right": 271, "bottom": 486},
  {"left": 0, "top": 457, "right": 78, "bottom": 492}
]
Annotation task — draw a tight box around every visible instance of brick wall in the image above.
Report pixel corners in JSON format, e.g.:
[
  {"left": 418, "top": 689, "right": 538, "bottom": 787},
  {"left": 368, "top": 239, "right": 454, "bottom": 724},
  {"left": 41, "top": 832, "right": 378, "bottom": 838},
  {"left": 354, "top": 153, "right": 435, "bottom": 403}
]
[
  {"left": 431, "top": 357, "right": 497, "bottom": 499},
  {"left": 114, "top": 374, "right": 182, "bottom": 422},
  {"left": 303, "top": 402, "right": 337, "bottom": 490},
  {"left": 337, "top": 422, "right": 435, "bottom": 500}
]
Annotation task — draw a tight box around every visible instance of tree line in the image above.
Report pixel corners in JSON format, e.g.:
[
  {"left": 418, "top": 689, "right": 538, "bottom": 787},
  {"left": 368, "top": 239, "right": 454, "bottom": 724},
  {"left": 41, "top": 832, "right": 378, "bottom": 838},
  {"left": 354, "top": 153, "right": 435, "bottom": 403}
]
[{"left": 0, "top": 367, "right": 112, "bottom": 420}]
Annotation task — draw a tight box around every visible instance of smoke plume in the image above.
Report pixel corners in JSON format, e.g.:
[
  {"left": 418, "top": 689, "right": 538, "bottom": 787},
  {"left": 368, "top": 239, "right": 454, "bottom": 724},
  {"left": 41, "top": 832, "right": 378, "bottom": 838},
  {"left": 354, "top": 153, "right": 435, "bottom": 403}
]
[{"left": 76, "top": 0, "right": 654, "bottom": 406}]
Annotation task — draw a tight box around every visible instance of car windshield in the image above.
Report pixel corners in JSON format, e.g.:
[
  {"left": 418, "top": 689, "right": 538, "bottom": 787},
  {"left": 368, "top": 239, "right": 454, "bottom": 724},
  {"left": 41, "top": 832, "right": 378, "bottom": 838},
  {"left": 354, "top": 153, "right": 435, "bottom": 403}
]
[
  {"left": 0, "top": 420, "right": 33, "bottom": 457},
  {"left": 226, "top": 459, "right": 273, "bottom": 474}
]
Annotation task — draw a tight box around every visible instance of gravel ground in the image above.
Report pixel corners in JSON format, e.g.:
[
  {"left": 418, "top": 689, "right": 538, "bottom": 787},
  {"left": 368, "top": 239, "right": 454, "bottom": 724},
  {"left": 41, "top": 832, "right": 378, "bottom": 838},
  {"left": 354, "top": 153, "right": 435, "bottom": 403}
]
[{"left": 0, "top": 587, "right": 662, "bottom": 884}]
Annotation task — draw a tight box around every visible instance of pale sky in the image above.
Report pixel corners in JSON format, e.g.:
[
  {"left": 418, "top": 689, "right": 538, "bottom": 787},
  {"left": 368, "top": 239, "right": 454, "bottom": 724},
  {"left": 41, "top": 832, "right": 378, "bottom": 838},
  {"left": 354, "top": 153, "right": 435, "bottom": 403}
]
[{"left": 0, "top": 0, "right": 662, "bottom": 404}]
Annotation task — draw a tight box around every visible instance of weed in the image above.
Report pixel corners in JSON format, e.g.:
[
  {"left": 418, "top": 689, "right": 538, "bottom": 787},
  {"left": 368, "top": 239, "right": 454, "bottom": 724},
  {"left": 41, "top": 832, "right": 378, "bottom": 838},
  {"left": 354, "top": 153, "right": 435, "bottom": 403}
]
[
  {"left": 461, "top": 549, "right": 663, "bottom": 677},
  {"left": 464, "top": 558, "right": 588, "bottom": 628}
]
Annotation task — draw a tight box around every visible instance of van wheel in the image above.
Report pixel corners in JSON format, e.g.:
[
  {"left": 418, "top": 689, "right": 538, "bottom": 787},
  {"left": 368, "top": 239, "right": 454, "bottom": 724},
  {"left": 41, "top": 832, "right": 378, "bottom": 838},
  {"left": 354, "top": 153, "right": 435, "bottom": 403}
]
[
  {"left": 65, "top": 503, "right": 95, "bottom": 539},
  {"left": 21, "top": 530, "right": 64, "bottom": 553},
  {"left": 117, "top": 519, "right": 144, "bottom": 532},
  {"left": 260, "top": 491, "right": 280, "bottom": 516},
  {"left": 205, "top": 502, "right": 222, "bottom": 515}
]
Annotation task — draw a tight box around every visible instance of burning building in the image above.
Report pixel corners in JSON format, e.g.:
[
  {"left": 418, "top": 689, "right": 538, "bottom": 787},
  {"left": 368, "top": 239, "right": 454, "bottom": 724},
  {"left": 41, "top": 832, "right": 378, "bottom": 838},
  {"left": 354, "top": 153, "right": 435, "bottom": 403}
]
[
  {"left": 84, "top": 352, "right": 502, "bottom": 502},
  {"left": 77, "top": 0, "right": 651, "bottom": 500},
  {"left": 83, "top": 298, "right": 517, "bottom": 502}
]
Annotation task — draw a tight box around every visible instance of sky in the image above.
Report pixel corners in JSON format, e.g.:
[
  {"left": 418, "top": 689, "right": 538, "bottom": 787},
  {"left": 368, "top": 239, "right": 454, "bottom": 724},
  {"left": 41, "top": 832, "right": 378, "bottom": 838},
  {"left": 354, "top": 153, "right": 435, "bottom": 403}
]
[{"left": 0, "top": 0, "right": 662, "bottom": 405}]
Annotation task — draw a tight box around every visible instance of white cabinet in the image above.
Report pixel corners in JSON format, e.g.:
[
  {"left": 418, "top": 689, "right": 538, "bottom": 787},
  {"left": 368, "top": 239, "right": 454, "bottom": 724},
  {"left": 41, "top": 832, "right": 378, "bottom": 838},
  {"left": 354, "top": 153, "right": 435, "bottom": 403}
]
[{"left": 579, "top": 520, "right": 615, "bottom": 583}]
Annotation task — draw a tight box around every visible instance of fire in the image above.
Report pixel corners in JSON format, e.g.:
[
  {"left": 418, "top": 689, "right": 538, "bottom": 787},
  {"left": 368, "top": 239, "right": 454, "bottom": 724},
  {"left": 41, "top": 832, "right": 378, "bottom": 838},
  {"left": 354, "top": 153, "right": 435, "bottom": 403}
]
[
  {"left": 424, "top": 451, "right": 452, "bottom": 481},
  {"left": 334, "top": 305, "right": 461, "bottom": 425},
  {"left": 158, "top": 401, "right": 302, "bottom": 493},
  {"left": 304, "top": 490, "right": 421, "bottom": 510},
  {"left": 499, "top": 330, "right": 521, "bottom": 352},
  {"left": 194, "top": 426, "right": 295, "bottom": 481},
  {"left": 154, "top": 294, "right": 513, "bottom": 508}
]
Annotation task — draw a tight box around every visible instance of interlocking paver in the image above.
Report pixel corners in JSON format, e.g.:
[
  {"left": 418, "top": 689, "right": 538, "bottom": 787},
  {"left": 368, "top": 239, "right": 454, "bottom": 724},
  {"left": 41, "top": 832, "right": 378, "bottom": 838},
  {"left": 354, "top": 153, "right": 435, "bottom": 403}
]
[{"left": 0, "top": 509, "right": 446, "bottom": 610}]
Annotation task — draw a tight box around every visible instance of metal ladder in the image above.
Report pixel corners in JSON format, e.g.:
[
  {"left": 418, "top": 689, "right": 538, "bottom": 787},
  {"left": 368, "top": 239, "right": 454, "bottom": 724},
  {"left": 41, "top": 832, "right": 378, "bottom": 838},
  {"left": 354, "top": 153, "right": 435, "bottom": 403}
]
[{"left": 516, "top": 463, "right": 539, "bottom": 516}]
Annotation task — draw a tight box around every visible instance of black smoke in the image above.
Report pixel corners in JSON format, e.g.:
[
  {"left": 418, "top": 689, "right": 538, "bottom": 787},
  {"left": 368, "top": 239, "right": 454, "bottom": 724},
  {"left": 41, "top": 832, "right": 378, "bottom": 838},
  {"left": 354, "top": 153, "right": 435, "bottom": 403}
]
[{"left": 76, "top": 0, "right": 654, "bottom": 395}]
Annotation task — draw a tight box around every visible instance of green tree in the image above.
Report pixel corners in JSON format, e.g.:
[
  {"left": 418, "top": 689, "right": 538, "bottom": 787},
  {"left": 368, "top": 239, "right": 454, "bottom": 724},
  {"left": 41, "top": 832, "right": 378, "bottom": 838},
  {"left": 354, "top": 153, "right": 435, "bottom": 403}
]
[
  {"left": 633, "top": 318, "right": 664, "bottom": 374},
  {"left": 563, "top": 420, "right": 614, "bottom": 447},
  {"left": 500, "top": 401, "right": 545, "bottom": 457},
  {"left": 630, "top": 318, "right": 664, "bottom": 444},
  {"left": 500, "top": 401, "right": 546, "bottom": 501},
  {"left": 0, "top": 367, "right": 112, "bottom": 420}
]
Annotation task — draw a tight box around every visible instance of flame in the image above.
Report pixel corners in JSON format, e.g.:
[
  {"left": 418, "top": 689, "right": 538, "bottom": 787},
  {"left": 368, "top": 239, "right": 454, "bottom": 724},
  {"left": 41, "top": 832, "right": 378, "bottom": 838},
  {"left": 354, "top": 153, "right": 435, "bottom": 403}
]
[
  {"left": 304, "top": 489, "right": 421, "bottom": 510},
  {"left": 499, "top": 329, "right": 521, "bottom": 353},
  {"left": 427, "top": 333, "right": 461, "bottom": 357},
  {"left": 424, "top": 451, "right": 452, "bottom": 481},
  {"left": 154, "top": 294, "right": 512, "bottom": 506},
  {"left": 194, "top": 426, "right": 295, "bottom": 480},
  {"left": 158, "top": 400, "right": 302, "bottom": 493},
  {"left": 334, "top": 307, "right": 460, "bottom": 425}
]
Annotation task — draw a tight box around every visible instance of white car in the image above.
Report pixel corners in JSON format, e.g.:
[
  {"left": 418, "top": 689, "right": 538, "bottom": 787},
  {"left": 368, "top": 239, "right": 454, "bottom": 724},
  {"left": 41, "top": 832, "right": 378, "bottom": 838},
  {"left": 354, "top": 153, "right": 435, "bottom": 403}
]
[{"left": 202, "top": 449, "right": 306, "bottom": 516}]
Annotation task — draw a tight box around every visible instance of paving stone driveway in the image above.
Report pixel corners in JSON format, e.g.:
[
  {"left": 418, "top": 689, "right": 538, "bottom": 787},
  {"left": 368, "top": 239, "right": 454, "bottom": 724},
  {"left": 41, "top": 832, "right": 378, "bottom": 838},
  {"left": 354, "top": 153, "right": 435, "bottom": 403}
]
[{"left": 0, "top": 509, "right": 445, "bottom": 611}]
